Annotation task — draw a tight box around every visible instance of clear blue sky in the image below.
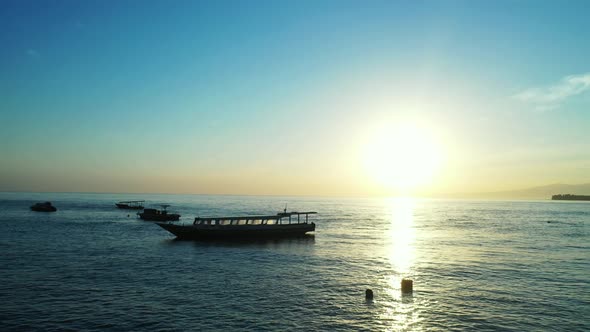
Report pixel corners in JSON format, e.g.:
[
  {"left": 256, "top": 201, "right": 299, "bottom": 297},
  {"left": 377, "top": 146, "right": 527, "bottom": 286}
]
[{"left": 1, "top": 0, "right": 589, "bottom": 195}]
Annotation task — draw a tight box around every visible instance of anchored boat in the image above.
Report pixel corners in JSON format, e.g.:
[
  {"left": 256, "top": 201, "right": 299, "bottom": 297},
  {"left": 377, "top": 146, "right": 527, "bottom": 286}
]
[
  {"left": 115, "top": 200, "right": 145, "bottom": 209},
  {"left": 138, "top": 205, "right": 180, "bottom": 221},
  {"left": 30, "top": 201, "right": 57, "bottom": 212},
  {"left": 157, "top": 211, "right": 316, "bottom": 239}
]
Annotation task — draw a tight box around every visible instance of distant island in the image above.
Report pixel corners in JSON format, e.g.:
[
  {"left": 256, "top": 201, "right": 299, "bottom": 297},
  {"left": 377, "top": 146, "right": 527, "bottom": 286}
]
[
  {"left": 551, "top": 194, "right": 590, "bottom": 201},
  {"left": 437, "top": 183, "right": 590, "bottom": 200}
]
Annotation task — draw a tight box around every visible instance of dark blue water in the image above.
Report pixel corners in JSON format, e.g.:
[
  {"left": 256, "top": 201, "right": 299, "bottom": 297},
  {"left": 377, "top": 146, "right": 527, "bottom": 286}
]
[{"left": 1, "top": 193, "right": 588, "bottom": 331}]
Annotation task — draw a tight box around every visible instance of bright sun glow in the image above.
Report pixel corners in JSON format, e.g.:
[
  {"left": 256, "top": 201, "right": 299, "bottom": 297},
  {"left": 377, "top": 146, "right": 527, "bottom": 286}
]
[{"left": 363, "top": 122, "right": 443, "bottom": 193}]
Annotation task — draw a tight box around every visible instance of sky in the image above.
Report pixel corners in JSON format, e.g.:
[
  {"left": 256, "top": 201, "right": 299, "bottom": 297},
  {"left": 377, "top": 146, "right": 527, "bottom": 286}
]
[{"left": 1, "top": 0, "right": 589, "bottom": 196}]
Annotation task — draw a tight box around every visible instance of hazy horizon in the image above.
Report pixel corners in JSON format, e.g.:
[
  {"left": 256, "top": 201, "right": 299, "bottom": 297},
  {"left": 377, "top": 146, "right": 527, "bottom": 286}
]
[
  {"left": 3, "top": 182, "right": 590, "bottom": 201},
  {"left": 1, "top": 1, "right": 589, "bottom": 196}
]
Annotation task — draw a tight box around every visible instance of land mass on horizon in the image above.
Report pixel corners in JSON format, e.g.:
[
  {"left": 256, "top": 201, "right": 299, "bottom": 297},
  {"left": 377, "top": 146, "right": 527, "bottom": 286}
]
[
  {"left": 439, "top": 183, "right": 590, "bottom": 200},
  {"left": 551, "top": 194, "right": 590, "bottom": 201}
]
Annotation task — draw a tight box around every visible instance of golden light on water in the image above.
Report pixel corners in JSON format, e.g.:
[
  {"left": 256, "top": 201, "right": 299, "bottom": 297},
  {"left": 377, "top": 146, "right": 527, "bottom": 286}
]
[
  {"left": 380, "top": 197, "right": 421, "bottom": 331},
  {"left": 363, "top": 122, "right": 442, "bottom": 194},
  {"left": 386, "top": 197, "right": 416, "bottom": 284}
]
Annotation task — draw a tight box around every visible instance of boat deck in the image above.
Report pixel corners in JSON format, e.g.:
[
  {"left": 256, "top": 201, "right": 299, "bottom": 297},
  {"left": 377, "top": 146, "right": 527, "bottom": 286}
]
[{"left": 194, "top": 211, "right": 317, "bottom": 225}]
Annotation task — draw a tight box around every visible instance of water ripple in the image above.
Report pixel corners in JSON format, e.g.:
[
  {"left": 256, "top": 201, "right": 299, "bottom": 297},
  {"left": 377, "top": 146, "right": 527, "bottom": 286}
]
[{"left": 0, "top": 194, "right": 588, "bottom": 331}]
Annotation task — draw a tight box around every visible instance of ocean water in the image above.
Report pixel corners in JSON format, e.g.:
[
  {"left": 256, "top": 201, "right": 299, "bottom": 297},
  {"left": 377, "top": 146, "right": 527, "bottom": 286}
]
[{"left": 0, "top": 192, "right": 588, "bottom": 331}]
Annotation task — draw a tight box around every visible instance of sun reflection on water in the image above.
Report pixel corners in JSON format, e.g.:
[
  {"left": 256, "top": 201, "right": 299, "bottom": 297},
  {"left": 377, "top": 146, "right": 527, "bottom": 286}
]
[
  {"left": 387, "top": 197, "right": 416, "bottom": 278},
  {"left": 380, "top": 197, "right": 421, "bottom": 331}
]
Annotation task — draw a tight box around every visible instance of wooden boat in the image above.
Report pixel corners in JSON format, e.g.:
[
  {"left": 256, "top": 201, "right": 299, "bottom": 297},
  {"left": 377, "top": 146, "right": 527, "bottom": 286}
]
[
  {"left": 157, "top": 211, "right": 316, "bottom": 239},
  {"left": 31, "top": 201, "right": 57, "bottom": 212},
  {"left": 138, "top": 205, "right": 180, "bottom": 221},
  {"left": 115, "top": 200, "right": 145, "bottom": 209}
]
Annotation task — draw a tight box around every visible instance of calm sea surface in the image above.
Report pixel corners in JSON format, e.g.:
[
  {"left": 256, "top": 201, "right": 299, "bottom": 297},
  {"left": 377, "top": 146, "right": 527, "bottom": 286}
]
[{"left": 0, "top": 192, "right": 588, "bottom": 331}]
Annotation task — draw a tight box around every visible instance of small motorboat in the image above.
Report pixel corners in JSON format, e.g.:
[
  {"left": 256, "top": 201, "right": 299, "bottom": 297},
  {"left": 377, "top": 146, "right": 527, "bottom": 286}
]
[
  {"left": 138, "top": 205, "right": 180, "bottom": 221},
  {"left": 115, "top": 200, "right": 145, "bottom": 209},
  {"left": 31, "top": 202, "right": 57, "bottom": 212}
]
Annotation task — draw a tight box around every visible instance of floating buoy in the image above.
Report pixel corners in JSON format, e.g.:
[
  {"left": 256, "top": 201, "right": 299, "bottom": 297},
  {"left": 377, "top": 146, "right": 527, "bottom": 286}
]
[
  {"left": 401, "top": 279, "right": 413, "bottom": 293},
  {"left": 365, "top": 289, "right": 374, "bottom": 300}
]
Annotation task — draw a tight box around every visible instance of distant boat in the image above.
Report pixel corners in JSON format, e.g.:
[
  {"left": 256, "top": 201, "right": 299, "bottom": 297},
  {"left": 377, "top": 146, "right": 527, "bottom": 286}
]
[
  {"left": 138, "top": 205, "right": 180, "bottom": 221},
  {"left": 115, "top": 200, "right": 145, "bottom": 209},
  {"left": 157, "top": 211, "right": 316, "bottom": 239},
  {"left": 31, "top": 201, "right": 57, "bottom": 212}
]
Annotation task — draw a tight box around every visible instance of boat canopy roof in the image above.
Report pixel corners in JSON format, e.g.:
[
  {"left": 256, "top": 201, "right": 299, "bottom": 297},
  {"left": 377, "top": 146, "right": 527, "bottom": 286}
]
[
  {"left": 118, "top": 200, "right": 145, "bottom": 203},
  {"left": 195, "top": 211, "right": 317, "bottom": 222}
]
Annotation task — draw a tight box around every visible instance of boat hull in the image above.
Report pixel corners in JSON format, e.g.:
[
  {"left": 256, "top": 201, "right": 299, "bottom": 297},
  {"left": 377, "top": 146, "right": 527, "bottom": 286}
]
[
  {"left": 31, "top": 206, "right": 57, "bottom": 212},
  {"left": 157, "top": 222, "right": 315, "bottom": 239},
  {"left": 116, "top": 203, "right": 144, "bottom": 210},
  {"left": 139, "top": 214, "right": 180, "bottom": 221}
]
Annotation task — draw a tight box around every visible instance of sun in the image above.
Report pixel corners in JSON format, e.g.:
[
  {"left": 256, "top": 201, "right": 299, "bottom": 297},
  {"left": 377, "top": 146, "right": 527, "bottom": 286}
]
[{"left": 363, "top": 122, "right": 442, "bottom": 194}]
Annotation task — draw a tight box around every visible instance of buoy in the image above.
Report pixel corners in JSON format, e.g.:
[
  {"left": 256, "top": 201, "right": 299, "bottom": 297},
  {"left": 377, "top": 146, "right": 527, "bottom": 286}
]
[
  {"left": 401, "top": 279, "right": 413, "bottom": 293},
  {"left": 365, "top": 289, "right": 374, "bottom": 300}
]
